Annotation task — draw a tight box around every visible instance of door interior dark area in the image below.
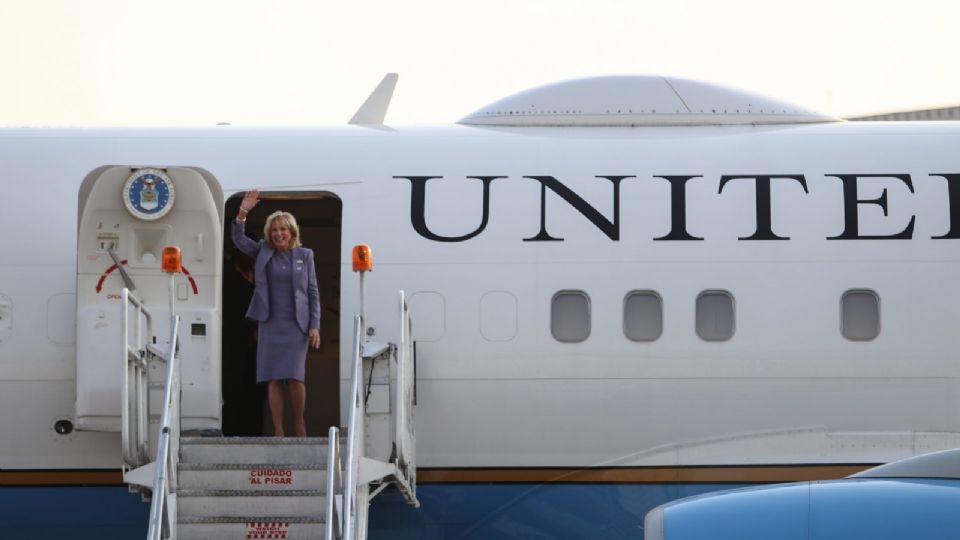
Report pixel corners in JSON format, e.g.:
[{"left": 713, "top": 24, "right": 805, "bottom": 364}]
[{"left": 222, "top": 193, "right": 342, "bottom": 437}]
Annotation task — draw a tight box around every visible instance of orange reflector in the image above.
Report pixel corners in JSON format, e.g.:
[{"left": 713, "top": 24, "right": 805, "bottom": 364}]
[
  {"left": 352, "top": 244, "right": 372, "bottom": 272},
  {"left": 162, "top": 246, "right": 182, "bottom": 273}
]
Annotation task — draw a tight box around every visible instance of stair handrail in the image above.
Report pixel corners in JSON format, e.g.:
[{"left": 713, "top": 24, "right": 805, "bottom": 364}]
[
  {"left": 146, "top": 315, "right": 181, "bottom": 540},
  {"left": 324, "top": 425, "right": 343, "bottom": 540},
  {"left": 121, "top": 287, "right": 153, "bottom": 467},
  {"left": 392, "top": 291, "right": 418, "bottom": 504},
  {"left": 342, "top": 315, "right": 365, "bottom": 540}
]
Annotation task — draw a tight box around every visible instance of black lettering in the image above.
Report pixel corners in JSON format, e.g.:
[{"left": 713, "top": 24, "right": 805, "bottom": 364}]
[
  {"left": 932, "top": 173, "right": 960, "bottom": 239},
  {"left": 395, "top": 175, "right": 503, "bottom": 242},
  {"left": 718, "top": 175, "right": 808, "bottom": 240},
  {"left": 826, "top": 174, "right": 915, "bottom": 240},
  {"left": 653, "top": 175, "right": 703, "bottom": 241},
  {"left": 523, "top": 176, "right": 631, "bottom": 242}
]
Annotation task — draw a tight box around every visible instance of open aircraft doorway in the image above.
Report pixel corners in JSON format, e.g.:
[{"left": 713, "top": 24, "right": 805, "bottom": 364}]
[{"left": 221, "top": 192, "right": 342, "bottom": 437}]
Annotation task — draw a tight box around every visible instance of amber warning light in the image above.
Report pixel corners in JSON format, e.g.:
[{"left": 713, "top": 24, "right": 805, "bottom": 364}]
[
  {"left": 352, "top": 244, "right": 372, "bottom": 272},
  {"left": 162, "top": 246, "right": 182, "bottom": 273}
]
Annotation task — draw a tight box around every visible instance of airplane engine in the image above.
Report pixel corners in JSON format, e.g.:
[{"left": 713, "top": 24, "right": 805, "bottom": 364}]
[{"left": 644, "top": 450, "right": 960, "bottom": 540}]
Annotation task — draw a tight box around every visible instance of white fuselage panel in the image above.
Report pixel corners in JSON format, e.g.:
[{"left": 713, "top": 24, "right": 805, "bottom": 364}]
[{"left": 0, "top": 121, "right": 958, "bottom": 468}]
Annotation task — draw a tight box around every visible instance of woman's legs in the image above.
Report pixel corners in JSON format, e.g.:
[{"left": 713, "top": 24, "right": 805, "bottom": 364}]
[
  {"left": 267, "top": 380, "right": 286, "bottom": 436},
  {"left": 266, "top": 379, "right": 307, "bottom": 437},
  {"left": 288, "top": 380, "right": 307, "bottom": 437}
]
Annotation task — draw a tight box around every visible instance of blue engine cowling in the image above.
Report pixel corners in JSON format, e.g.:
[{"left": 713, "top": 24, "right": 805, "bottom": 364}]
[{"left": 645, "top": 478, "right": 960, "bottom": 540}]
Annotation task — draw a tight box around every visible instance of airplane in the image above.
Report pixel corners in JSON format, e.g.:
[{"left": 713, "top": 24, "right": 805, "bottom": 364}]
[
  {"left": 643, "top": 447, "right": 960, "bottom": 540},
  {"left": 1, "top": 73, "right": 959, "bottom": 538}
]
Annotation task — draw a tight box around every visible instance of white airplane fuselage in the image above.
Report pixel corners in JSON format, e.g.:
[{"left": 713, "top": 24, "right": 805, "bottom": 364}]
[{"left": 3, "top": 119, "right": 960, "bottom": 473}]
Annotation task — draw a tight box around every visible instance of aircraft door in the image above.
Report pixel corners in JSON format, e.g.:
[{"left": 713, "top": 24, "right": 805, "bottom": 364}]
[
  {"left": 75, "top": 166, "right": 223, "bottom": 432},
  {"left": 221, "top": 193, "right": 341, "bottom": 437}
]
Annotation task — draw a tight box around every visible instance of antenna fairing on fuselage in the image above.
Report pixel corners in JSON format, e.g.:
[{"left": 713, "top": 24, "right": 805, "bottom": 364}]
[{"left": 458, "top": 75, "right": 839, "bottom": 126}]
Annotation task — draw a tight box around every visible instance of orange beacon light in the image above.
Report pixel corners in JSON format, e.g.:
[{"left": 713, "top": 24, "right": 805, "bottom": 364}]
[
  {"left": 352, "top": 244, "right": 372, "bottom": 272},
  {"left": 162, "top": 246, "right": 182, "bottom": 273}
]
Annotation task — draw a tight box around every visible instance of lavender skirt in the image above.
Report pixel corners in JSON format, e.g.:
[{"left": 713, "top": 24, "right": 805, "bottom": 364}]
[
  {"left": 256, "top": 318, "right": 307, "bottom": 382},
  {"left": 255, "top": 251, "right": 308, "bottom": 382}
]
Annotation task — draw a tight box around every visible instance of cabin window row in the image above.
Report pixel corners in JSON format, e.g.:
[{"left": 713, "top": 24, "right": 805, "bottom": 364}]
[{"left": 551, "top": 289, "right": 880, "bottom": 343}]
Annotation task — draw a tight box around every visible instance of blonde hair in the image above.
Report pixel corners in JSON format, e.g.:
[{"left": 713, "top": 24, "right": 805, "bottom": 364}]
[{"left": 263, "top": 211, "right": 302, "bottom": 249}]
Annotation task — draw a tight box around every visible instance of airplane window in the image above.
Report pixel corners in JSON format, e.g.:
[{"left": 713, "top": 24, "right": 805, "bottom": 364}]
[
  {"left": 623, "top": 291, "right": 662, "bottom": 342},
  {"left": 696, "top": 290, "right": 735, "bottom": 341},
  {"left": 480, "top": 291, "right": 518, "bottom": 342},
  {"left": 841, "top": 289, "right": 880, "bottom": 341},
  {"left": 46, "top": 293, "right": 76, "bottom": 345},
  {"left": 409, "top": 291, "right": 446, "bottom": 342},
  {"left": 0, "top": 294, "right": 11, "bottom": 344},
  {"left": 551, "top": 291, "right": 590, "bottom": 343}
]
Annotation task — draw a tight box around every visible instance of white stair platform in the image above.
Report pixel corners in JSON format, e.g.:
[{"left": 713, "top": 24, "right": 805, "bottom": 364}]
[
  {"left": 178, "top": 489, "right": 326, "bottom": 517},
  {"left": 179, "top": 463, "right": 327, "bottom": 491},
  {"left": 180, "top": 436, "right": 330, "bottom": 464},
  {"left": 177, "top": 436, "right": 339, "bottom": 539}
]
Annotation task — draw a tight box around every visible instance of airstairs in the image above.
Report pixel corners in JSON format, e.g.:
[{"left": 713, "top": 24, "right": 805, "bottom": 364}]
[
  {"left": 175, "top": 436, "right": 335, "bottom": 539},
  {"left": 120, "top": 277, "right": 419, "bottom": 539}
]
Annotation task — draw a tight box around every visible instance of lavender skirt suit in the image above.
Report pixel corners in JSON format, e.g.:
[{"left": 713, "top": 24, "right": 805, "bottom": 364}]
[{"left": 231, "top": 221, "right": 321, "bottom": 382}]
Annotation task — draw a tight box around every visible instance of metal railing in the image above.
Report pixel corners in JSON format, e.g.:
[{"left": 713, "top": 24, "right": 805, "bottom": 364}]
[
  {"left": 329, "top": 299, "right": 417, "bottom": 539},
  {"left": 342, "top": 315, "right": 365, "bottom": 540},
  {"left": 392, "top": 291, "right": 418, "bottom": 505},
  {"left": 324, "top": 425, "right": 343, "bottom": 540},
  {"left": 146, "top": 315, "right": 181, "bottom": 540},
  {"left": 122, "top": 288, "right": 153, "bottom": 467}
]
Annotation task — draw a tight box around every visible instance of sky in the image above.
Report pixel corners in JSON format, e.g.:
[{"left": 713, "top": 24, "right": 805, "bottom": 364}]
[{"left": 1, "top": 0, "right": 957, "bottom": 126}]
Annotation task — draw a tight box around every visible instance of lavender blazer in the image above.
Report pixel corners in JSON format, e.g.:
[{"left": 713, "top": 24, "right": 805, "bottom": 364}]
[{"left": 231, "top": 220, "right": 321, "bottom": 333}]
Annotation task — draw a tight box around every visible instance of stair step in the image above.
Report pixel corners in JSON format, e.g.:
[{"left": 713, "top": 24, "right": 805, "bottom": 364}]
[
  {"left": 178, "top": 516, "right": 325, "bottom": 540},
  {"left": 179, "top": 463, "right": 329, "bottom": 491},
  {"left": 178, "top": 489, "right": 326, "bottom": 518},
  {"left": 180, "top": 437, "right": 330, "bottom": 465}
]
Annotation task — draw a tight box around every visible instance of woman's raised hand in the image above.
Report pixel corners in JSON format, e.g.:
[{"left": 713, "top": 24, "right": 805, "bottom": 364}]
[{"left": 240, "top": 189, "right": 260, "bottom": 212}]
